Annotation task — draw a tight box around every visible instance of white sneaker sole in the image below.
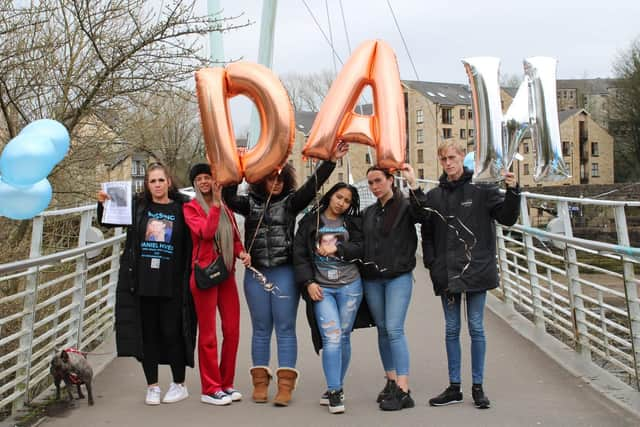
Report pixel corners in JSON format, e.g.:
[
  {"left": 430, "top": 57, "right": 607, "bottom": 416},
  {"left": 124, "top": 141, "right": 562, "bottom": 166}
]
[
  {"left": 201, "top": 395, "right": 232, "bottom": 406},
  {"left": 329, "top": 404, "right": 345, "bottom": 414},
  {"left": 145, "top": 399, "right": 161, "bottom": 406},
  {"left": 430, "top": 399, "right": 463, "bottom": 406},
  {"left": 163, "top": 393, "right": 189, "bottom": 403}
]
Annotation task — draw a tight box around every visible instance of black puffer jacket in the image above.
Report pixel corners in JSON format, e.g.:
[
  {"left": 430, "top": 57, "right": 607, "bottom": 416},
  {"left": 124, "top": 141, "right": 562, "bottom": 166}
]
[
  {"left": 293, "top": 210, "right": 374, "bottom": 353},
  {"left": 421, "top": 168, "right": 520, "bottom": 296},
  {"left": 223, "top": 161, "right": 336, "bottom": 268},
  {"left": 97, "top": 195, "right": 196, "bottom": 367},
  {"left": 361, "top": 188, "right": 428, "bottom": 279}
]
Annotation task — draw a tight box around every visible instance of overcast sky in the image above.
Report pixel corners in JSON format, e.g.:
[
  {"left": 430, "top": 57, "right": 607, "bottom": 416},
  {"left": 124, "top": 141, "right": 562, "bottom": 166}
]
[{"left": 193, "top": 0, "right": 640, "bottom": 128}]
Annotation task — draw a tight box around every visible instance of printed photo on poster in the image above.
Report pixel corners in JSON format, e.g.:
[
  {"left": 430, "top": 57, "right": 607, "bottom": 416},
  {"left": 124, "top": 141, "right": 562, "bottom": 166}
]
[{"left": 145, "top": 218, "right": 174, "bottom": 242}]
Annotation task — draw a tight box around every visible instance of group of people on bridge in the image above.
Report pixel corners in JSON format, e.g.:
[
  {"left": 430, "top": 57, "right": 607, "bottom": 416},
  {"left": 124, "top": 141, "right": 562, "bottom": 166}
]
[{"left": 96, "top": 139, "right": 520, "bottom": 414}]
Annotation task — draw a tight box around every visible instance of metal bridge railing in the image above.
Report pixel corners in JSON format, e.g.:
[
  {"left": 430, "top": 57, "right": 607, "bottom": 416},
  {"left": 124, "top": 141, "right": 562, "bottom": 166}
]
[{"left": 0, "top": 205, "right": 125, "bottom": 418}]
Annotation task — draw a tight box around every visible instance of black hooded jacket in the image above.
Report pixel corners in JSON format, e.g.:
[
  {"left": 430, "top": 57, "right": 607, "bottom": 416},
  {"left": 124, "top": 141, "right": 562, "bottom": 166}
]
[
  {"left": 421, "top": 168, "right": 520, "bottom": 296},
  {"left": 222, "top": 161, "right": 336, "bottom": 269},
  {"left": 360, "top": 188, "right": 428, "bottom": 279}
]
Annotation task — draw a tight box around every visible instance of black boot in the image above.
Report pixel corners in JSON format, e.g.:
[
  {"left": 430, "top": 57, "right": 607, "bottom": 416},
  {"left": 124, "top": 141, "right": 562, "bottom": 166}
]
[
  {"left": 379, "top": 387, "right": 415, "bottom": 411},
  {"left": 376, "top": 379, "right": 397, "bottom": 403},
  {"left": 471, "top": 384, "right": 490, "bottom": 409},
  {"left": 428, "top": 383, "right": 463, "bottom": 406}
]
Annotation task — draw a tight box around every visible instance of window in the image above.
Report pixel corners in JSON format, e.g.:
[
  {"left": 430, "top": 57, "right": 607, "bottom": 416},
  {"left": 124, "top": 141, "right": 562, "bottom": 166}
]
[
  {"left": 365, "top": 152, "right": 372, "bottom": 164},
  {"left": 442, "top": 128, "right": 452, "bottom": 139},
  {"left": 468, "top": 110, "right": 473, "bottom": 120},
  {"left": 132, "top": 160, "right": 145, "bottom": 176},
  {"left": 460, "top": 129, "right": 466, "bottom": 139},
  {"left": 523, "top": 142, "right": 529, "bottom": 154},
  {"left": 418, "top": 168, "right": 424, "bottom": 179},
  {"left": 569, "top": 91, "right": 574, "bottom": 99},
  {"left": 134, "top": 180, "right": 145, "bottom": 193},
  {"left": 591, "top": 142, "right": 599, "bottom": 156},
  {"left": 417, "top": 149, "right": 424, "bottom": 163},
  {"left": 591, "top": 163, "right": 599, "bottom": 177},
  {"left": 468, "top": 129, "right": 475, "bottom": 138},
  {"left": 523, "top": 164, "right": 530, "bottom": 175},
  {"left": 338, "top": 173, "right": 344, "bottom": 182},
  {"left": 562, "top": 141, "right": 571, "bottom": 156},
  {"left": 417, "top": 128, "right": 424, "bottom": 144},
  {"left": 460, "top": 108, "right": 466, "bottom": 120},
  {"left": 416, "top": 109, "right": 424, "bottom": 124},
  {"left": 338, "top": 158, "right": 343, "bottom": 167},
  {"left": 442, "top": 108, "right": 452, "bottom": 124}
]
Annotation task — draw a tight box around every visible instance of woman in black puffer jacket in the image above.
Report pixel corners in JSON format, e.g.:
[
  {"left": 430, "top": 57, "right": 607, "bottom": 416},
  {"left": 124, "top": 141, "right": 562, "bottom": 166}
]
[{"left": 222, "top": 145, "right": 346, "bottom": 406}]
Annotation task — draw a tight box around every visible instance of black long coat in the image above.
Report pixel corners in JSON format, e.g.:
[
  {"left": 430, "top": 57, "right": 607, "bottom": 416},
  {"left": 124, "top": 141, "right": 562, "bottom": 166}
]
[
  {"left": 421, "top": 169, "right": 521, "bottom": 296},
  {"left": 293, "top": 210, "right": 374, "bottom": 354},
  {"left": 98, "top": 195, "right": 196, "bottom": 367}
]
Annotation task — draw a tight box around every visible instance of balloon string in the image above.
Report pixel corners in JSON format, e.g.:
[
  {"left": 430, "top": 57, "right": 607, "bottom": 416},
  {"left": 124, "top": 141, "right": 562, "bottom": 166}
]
[
  {"left": 246, "top": 266, "right": 289, "bottom": 298},
  {"left": 246, "top": 177, "right": 278, "bottom": 255}
]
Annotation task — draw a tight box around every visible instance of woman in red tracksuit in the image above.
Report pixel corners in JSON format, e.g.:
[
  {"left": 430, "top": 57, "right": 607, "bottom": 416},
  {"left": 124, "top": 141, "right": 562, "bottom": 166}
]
[{"left": 183, "top": 163, "right": 251, "bottom": 406}]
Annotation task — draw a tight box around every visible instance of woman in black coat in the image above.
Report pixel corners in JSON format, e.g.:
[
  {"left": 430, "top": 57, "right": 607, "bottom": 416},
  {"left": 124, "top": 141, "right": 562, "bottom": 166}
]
[{"left": 97, "top": 162, "right": 195, "bottom": 406}]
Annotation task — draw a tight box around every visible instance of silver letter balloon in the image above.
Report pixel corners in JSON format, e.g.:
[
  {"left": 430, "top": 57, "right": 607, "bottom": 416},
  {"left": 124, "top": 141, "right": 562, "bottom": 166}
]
[{"left": 463, "top": 56, "right": 571, "bottom": 183}]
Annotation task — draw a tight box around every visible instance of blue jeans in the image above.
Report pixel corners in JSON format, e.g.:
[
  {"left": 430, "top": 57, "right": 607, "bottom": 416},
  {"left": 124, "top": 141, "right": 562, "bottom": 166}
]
[
  {"left": 313, "top": 279, "right": 363, "bottom": 391},
  {"left": 244, "top": 264, "right": 299, "bottom": 368},
  {"left": 363, "top": 272, "right": 413, "bottom": 376},
  {"left": 440, "top": 291, "right": 487, "bottom": 384}
]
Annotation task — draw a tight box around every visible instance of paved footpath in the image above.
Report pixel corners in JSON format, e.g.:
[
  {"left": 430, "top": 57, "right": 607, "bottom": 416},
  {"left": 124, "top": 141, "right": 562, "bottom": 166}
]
[{"left": 37, "top": 265, "right": 639, "bottom": 427}]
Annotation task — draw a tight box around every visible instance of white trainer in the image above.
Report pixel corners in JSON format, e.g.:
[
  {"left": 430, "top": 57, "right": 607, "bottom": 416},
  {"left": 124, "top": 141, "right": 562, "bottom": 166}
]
[
  {"left": 223, "top": 388, "right": 243, "bottom": 401},
  {"left": 163, "top": 382, "right": 189, "bottom": 403},
  {"left": 145, "top": 386, "right": 162, "bottom": 405}
]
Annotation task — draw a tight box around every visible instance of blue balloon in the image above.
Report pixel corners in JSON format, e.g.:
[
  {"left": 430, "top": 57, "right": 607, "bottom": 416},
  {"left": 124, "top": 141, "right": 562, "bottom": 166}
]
[
  {"left": 0, "top": 177, "right": 52, "bottom": 220},
  {"left": 464, "top": 151, "right": 475, "bottom": 171},
  {"left": 0, "top": 133, "right": 57, "bottom": 187},
  {"left": 20, "top": 119, "right": 70, "bottom": 164}
]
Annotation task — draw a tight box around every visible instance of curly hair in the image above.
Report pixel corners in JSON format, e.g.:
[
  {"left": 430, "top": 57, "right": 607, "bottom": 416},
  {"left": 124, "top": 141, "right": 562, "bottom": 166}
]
[{"left": 249, "top": 163, "right": 297, "bottom": 197}]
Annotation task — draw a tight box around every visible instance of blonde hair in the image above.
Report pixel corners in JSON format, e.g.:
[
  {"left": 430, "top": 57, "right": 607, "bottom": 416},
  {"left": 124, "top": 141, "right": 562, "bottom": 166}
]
[{"left": 437, "top": 140, "right": 466, "bottom": 157}]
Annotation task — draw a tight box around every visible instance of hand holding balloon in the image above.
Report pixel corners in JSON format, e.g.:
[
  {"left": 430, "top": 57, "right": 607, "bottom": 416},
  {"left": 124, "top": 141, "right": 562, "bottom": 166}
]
[
  {"left": 503, "top": 172, "right": 518, "bottom": 189},
  {"left": 330, "top": 142, "right": 349, "bottom": 162},
  {"left": 400, "top": 163, "right": 418, "bottom": 190}
]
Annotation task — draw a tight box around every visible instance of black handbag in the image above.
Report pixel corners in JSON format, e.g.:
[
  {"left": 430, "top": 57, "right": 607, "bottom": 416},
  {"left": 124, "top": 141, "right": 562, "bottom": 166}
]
[{"left": 194, "top": 232, "right": 229, "bottom": 289}]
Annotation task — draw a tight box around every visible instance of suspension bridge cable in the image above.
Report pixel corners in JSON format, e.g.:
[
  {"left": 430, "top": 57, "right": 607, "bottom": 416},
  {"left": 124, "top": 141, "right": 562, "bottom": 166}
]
[
  {"left": 325, "top": 0, "right": 338, "bottom": 75},
  {"left": 338, "top": 0, "right": 352, "bottom": 54},
  {"left": 385, "top": 0, "right": 420, "bottom": 80},
  {"left": 301, "top": 0, "right": 344, "bottom": 66}
]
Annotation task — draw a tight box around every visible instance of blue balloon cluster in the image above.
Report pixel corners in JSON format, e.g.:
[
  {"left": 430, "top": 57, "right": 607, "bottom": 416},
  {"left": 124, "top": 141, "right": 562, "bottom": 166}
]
[
  {"left": 0, "top": 119, "right": 70, "bottom": 220},
  {"left": 464, "top": 151, "right": 475, "bottom": 172}
]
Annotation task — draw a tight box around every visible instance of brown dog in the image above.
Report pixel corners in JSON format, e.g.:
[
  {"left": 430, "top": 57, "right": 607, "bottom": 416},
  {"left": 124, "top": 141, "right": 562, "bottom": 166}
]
[{"left": 50, "top": 349, "right": 94, "bottom": 406}]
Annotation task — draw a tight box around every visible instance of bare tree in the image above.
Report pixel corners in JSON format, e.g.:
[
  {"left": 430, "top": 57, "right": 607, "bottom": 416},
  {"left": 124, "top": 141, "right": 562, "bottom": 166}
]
[
  {"left": 0, "top": 0, "right": 250, "bottom": 204},
  {"left": 611, "top": 37, "right": 640, "bottom": 181},
  {"left": 281, "top": 69, "right": 334, "bottom": 112}
]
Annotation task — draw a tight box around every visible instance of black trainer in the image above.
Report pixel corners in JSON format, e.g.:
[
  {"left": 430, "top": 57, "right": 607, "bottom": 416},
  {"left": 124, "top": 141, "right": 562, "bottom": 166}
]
[
  {"left": 320, "top": 389, "right": 343, "bottom": 406},
  {"left": 328, "top": 390, "right": 345, "bottom": 414},
  {"left": 428, "top": 384, "right": 463, "bottom": 406},
  {"left": 379, "top": 388, "right": 415, "bottom": 411},
  {"left": 376, "top": 379, "right": 397, "bottom": 403},
  {"left": 472, "top": 384, "right": 490, "bottom": 409}
]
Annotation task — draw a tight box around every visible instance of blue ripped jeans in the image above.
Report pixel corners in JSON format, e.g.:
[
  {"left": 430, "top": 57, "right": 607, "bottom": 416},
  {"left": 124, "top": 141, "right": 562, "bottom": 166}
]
[
  {"left": 440, "top": 291, "right": 487, "bottom": 385},
  {"left": 313, "top": 278, "right": 363, "bottom": 391}
]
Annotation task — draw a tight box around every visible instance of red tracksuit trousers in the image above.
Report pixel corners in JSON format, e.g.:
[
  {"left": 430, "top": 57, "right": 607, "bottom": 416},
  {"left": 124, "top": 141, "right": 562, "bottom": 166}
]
[{"left": 190, "top": 277, "right": 240, "bottom": 394}]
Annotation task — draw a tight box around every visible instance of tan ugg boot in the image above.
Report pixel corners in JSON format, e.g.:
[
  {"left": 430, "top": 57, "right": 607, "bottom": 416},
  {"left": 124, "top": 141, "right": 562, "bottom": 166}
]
[
  {"left": 249, "top": 366, "right": 272, "bottom": 403},
  {"left": 273, "top": 368, "right": 299, "bottom": 407}
]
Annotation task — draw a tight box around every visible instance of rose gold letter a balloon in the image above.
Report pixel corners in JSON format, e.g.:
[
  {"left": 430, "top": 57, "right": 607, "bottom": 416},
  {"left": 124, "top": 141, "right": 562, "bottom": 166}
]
[
  {"left": 195, "top": 62, "right": 294, "bottom": 185},
  {"left": 302, "top": 40, "right": 406, "bottom": 169}
]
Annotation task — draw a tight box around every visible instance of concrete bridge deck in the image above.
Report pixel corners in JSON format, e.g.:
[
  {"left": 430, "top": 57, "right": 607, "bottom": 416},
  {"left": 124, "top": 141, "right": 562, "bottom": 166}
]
[{"left": 33, "top": 265, "right": 640, "bottom": 427}]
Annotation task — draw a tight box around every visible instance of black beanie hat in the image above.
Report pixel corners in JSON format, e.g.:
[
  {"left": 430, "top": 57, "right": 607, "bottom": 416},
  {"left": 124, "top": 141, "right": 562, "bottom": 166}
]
[{"left": 189, "top": 163, "right": 212, "bottom": 185}]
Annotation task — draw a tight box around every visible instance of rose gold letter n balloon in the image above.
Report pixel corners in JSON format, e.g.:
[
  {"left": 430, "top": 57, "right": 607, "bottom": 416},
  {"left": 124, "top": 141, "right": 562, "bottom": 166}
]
[
  {"left": 302, "top": 40, "right": 406, "bottom": 169},
  {"left": 195, "top": 63, "right": 294, "bottom": 185}
]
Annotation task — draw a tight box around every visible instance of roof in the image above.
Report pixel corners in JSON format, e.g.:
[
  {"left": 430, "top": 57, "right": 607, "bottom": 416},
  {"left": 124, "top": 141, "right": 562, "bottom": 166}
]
[
  {"left": 556, "top": 78, "right": 619, "bottom": 95},
  {"left": 558, "top": 108, "right": 588, "bottom": 123},
  {"left": 294, "top": 104, "right": 373, "bottom": 135},
  {"left": 402, "top": 80, "right": 473, "bottom": 106}
]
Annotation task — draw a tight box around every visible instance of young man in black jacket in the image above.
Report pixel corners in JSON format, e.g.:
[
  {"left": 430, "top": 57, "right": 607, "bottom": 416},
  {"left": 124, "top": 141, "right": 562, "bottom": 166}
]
[{"left": 421, "top": 140, "right": 520, "bottom": 409}]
